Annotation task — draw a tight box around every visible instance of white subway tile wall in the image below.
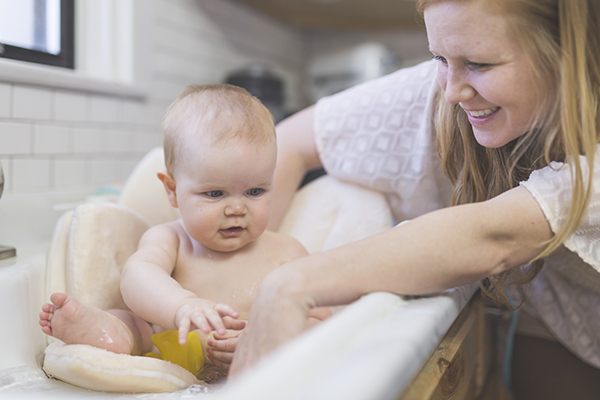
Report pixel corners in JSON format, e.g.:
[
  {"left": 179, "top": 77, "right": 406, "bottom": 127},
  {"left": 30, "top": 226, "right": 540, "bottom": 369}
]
[
  {"left": 1, "top": 122, "right": 32, "bottom": 155},
  {"left": 12, "top": 158, "right": 52, "bottom": 190},
  {"left": 0, "top": 0, "right": 428, "bottom": 247},
  {"left": 0, "top": 83, "right": 10, "bottom": 119},
  {"left": 12, "top": 86, "right": 54, "bottom": 121},
  {"left": 33, "top": 125, "right": 70, "bottom": 154},
  {"left": 53, "top": 159, "right": 87, "bottom": 187},
  {"left": 54, "top": 91, "right": 88, "bottom": 122},
  {"left": 0, "top": 0, "right": 307, "bottom": 201}
]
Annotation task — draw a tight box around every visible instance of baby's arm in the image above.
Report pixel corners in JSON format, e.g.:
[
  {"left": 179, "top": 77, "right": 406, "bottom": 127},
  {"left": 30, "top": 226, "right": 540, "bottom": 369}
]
[{"left": 120, "top": 224, "right": 241, "bottom": 344}]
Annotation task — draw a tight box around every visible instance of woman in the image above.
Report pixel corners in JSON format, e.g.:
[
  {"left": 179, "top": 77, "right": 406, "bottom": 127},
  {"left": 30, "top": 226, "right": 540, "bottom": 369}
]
[{"left": 231, "top": 0, "right": 600, "bottom": 397}]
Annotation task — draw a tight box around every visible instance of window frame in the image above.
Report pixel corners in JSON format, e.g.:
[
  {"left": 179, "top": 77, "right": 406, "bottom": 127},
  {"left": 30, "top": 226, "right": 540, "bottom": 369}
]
[{"left": 0, "top": 0, "right": 75, "bottom": 69}]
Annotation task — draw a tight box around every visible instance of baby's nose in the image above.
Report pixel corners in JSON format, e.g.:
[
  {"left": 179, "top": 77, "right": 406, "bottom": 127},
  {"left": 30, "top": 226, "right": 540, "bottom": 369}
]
[{"left": 224, "top": 200, "right": 247, "bottom": 216}]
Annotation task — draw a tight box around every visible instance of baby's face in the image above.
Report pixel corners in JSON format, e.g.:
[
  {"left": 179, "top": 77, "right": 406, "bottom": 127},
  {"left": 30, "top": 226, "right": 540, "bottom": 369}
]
[{"left": 173, "top": 137, "right": 276, "bottom": 252}]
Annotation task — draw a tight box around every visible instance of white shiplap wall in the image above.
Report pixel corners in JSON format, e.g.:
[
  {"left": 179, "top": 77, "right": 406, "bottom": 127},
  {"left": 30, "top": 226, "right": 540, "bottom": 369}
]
[{"left": 0, "top": 0, "right": 308, "bottom": 246}]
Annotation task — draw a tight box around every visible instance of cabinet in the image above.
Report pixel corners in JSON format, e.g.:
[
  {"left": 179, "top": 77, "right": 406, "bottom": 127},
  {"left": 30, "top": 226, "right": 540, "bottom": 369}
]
[{"left": 399, "top": 292, "right": 510, "bottom": 400}]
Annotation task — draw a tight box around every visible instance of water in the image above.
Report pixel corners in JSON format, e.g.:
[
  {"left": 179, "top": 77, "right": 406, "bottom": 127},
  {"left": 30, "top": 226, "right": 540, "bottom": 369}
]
[{"left": 0, "top": 366, "right": 221, "bottom": 399}]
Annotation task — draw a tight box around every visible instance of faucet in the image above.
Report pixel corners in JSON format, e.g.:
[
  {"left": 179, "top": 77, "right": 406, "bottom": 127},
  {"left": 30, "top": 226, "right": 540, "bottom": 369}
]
[{"left": 0, "top": 160, "right": 16, "bottom": 260}]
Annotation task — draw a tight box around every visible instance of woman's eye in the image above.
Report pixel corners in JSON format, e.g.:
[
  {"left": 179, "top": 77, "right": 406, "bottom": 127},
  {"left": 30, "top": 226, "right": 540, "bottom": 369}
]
[
  {"left": 247, "top": 188, "right": 263, "bottom": 196},
  {"left": 205, "top": 190, "right": 223, "bottom": 198},
  {"left": 468, "top": 62, "right": 491, "bottom": 70}
]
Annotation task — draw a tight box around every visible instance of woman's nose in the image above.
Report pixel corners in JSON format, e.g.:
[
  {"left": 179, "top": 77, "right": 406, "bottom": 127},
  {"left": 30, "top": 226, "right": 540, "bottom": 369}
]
[
  {"left": 224, "top": 199, "right": 247, "bottom": 216},
  {"left": 440, "top": 67, "right": 476, "bottom": 105}
]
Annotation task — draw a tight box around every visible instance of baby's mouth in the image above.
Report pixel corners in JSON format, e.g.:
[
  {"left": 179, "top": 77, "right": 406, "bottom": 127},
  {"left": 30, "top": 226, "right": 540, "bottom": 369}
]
[{"left": 221, "top": 226, "right": 244, "bottom": 236}]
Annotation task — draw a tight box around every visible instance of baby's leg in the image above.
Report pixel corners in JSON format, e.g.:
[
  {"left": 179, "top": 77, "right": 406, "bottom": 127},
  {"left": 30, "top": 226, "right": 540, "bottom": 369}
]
[{"left": 39, "top": 292, "right": 153, "bottom": 355}]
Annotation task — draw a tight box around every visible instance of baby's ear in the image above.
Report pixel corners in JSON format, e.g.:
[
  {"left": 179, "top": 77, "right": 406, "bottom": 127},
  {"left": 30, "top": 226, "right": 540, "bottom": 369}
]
[{"left": 157, "top": 171, "right": 179, "bottom": 208}]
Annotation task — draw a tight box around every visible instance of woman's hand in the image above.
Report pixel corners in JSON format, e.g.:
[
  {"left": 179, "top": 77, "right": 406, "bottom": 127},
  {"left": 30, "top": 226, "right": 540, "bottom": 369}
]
[
  {"left": 229, "top": 268, "right": 312, "bottom": 377},
  {"left": 206, "top": 328, "right": 244, "bottom": 370}
]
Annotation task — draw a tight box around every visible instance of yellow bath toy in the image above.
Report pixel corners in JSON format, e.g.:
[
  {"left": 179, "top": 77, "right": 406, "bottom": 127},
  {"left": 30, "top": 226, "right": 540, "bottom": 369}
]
[{"left": 144, "top": 330, "right": 204, "bottom": 376}]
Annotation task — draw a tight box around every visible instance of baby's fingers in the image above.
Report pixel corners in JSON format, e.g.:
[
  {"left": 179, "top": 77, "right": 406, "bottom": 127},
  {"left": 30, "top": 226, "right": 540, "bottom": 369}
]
[
  {"left": 177, "top": 318, "right": 191, "bottom": 345},
  {"left": 214, "top": 303, "right": 240, "bottom": 319},
  {"left": 189, "top": 312, "right": 213, "bottom": 335},
  {"left": 202, "top": 308, "right": 227, "bottom": 335}
]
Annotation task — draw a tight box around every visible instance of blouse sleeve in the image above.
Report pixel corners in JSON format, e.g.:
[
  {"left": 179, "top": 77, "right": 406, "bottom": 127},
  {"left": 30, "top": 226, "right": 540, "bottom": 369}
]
[
  {"left": 520, "top": 147, "right": 600, "bottom": 270},
  {"left": 312, "top": 60, "right": 453, "bottom": 222}
]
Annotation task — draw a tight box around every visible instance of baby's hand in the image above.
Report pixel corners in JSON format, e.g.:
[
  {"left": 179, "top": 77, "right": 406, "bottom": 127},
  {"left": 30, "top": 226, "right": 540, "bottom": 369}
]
[
  {"left": 175, "top": 299, "right": 240, "bottom": 345},
  {"left": 207, "top": 329, "right": 244, "bottom": 371}
]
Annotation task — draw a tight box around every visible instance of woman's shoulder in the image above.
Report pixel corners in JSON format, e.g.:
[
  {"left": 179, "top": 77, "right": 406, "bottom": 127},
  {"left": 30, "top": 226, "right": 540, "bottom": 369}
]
[{"left": 525, "top": 144, "right": 600, "bottom": 185}]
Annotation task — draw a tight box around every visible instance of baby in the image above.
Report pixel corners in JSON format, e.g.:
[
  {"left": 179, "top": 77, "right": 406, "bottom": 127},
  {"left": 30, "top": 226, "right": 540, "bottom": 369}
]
[{"left": 39, "top": 84, "right": 330, "bottom": 376}]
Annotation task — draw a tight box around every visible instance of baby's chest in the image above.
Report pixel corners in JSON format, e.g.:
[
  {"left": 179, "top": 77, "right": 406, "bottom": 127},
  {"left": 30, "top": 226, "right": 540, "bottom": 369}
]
[{"left": 172, "top": 257, "right": 276, "bottom": 317}]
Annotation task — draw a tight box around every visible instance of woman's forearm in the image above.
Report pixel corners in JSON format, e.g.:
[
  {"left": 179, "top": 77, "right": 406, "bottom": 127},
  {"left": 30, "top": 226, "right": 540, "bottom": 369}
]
[
  {"left": 231, "top": 186, "right": 553, "bottom": 375},
  {"left": 273, "top": 186, "right": 553, "bottom": 307}
]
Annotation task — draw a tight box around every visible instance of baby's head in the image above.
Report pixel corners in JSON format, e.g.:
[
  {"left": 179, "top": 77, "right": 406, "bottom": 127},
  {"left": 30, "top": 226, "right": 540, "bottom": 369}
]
[
  {"left": 159, "top": 84, "right": 278, "bottom": 252},
  {"left": 162, "top": 84, "right": 276, "bottom": 176}
]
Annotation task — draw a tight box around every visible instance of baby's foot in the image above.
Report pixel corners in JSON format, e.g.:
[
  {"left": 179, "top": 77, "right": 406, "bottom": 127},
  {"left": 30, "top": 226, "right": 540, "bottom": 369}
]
[{"left": 39, "top": 292, "right": 133, "bottom": 354}]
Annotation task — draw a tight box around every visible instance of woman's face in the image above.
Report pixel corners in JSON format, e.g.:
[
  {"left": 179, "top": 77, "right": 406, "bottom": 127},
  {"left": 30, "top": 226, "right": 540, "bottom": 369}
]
[{"left": 424, "top": 1, "right": 543, "bottom": 148}]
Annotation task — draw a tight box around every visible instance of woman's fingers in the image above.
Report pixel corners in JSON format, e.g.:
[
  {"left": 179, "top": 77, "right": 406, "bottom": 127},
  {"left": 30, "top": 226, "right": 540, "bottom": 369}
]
[
  {"left": 207, "top": 350, "right": 233, "bottom": 371},
  {"left": 208, "top": 349, "right": 234, "bottom": 363},
  {"left": 222, "top": 317, "right": 246, "bottom": 331},
  {"left": 208, "top": 336, "right": 239, "bottom": 352},
  {"left": 213, "top": 329, "right": 242, "bottom": 340}
]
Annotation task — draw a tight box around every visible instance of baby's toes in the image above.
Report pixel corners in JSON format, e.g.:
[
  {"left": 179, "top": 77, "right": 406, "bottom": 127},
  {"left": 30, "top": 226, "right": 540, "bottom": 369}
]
[
  {"left": 39, "top": 311, "right": 51, "bottom": 324},
  {"left": 41, "top": 303, "right": 55, "bottom": 313}
]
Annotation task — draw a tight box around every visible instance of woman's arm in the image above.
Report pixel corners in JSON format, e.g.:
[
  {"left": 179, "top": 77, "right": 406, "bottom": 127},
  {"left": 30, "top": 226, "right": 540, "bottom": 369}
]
[
  {"left": 230, "top": 185, "right": 554, "bottom": 375},
  {"left": 268, "top": 106, "right": 323, "bottom": 230}
]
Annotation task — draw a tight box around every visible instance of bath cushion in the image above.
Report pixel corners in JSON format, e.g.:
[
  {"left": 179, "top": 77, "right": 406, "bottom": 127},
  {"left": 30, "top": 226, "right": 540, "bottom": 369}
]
[
  {"left": 279, "top": 175, "right": 393, "bottom": 254},
  {"left": 46, "top": 210, "right": 73, "bottom": 298},
  {"left": 43, "top": 151, "right": 393, "bottom": 393},
  {"left": 119, "top": 147, "right": 180, "bottom": 227},
  {"left": 43, "top": 342, "right": 200, "bottom": 393},
  {"left": 67, "top": 203, "right": 149, "bottom": 311}
]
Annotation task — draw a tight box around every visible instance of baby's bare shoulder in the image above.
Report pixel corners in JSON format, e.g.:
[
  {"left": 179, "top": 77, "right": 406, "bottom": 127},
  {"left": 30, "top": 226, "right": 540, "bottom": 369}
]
[{"left": 138, "top": 220, "right": 183, "bottom": 248}]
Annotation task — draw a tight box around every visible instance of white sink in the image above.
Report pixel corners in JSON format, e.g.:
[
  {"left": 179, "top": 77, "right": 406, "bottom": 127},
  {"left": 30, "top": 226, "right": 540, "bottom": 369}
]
[{"left": 0, "top": 246, "right": 476, "bottom": 400}]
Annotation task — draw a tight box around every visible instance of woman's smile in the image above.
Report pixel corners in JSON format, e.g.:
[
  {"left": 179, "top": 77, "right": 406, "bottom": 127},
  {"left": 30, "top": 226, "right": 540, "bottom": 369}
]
[{"left": 464, "top": 106, "right": 501, "bottom": 126}]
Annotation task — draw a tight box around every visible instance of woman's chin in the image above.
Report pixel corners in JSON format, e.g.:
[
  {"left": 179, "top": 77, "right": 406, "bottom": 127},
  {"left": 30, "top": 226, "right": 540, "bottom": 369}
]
[{"left": 473, "top": 130, "right": 511, "bottom": 149}]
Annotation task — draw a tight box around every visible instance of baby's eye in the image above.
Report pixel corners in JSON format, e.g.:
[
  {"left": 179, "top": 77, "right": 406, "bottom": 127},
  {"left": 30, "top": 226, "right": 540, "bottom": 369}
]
[
  {"left": 205, "top": 190, "right": 223, "bottom": 198},
  {"left": 247, "top": 188, "right": 263, "bottom": 196},
  {"left": 432, "top": 55, "right": 447, "bottom": 65}
]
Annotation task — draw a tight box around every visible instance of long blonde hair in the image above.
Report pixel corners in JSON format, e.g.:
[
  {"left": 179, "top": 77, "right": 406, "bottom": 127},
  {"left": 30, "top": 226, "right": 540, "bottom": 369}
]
[{"left": 418, "top": 0, "right": 600, "bottom": 308}]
